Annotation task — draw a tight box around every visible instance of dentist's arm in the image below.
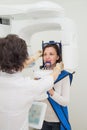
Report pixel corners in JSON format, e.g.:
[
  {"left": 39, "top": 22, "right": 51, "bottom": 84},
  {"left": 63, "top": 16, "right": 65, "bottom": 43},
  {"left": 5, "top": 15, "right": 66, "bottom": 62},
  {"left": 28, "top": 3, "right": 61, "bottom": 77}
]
[{"left": 24, "top": 50, "right": 42, "bottom": 68}]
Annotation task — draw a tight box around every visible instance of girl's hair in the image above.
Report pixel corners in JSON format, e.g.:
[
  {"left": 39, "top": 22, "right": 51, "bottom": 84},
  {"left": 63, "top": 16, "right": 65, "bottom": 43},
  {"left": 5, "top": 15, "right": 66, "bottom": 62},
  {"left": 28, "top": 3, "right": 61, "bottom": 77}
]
[{"left": 0, "top": 34, "right": 28, "bottom": 73}]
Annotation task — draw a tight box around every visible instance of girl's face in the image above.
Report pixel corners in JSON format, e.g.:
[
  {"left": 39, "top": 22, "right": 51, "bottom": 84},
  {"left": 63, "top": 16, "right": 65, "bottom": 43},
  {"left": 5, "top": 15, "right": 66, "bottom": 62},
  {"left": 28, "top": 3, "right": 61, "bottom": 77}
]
[{"left": 43, "top": 47, "right": 59, "bottom": 68}]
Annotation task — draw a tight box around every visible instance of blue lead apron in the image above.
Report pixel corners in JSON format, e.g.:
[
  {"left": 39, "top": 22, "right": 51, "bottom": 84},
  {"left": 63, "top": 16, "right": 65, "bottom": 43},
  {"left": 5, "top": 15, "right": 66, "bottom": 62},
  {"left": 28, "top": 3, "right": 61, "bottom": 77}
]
[{"left": 47, "top": 70, "right": 74, "bottom": 130}]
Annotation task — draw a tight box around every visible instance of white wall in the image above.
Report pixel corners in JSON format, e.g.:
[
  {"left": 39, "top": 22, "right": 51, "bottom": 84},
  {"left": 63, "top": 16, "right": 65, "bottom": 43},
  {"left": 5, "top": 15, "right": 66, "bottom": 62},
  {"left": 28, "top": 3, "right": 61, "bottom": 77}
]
[
  {"left": 54, "top": 1, "right": 87, "bottom": 130},
  {"left": 0, "top": 0, "right": 87, "bottom": 130}
]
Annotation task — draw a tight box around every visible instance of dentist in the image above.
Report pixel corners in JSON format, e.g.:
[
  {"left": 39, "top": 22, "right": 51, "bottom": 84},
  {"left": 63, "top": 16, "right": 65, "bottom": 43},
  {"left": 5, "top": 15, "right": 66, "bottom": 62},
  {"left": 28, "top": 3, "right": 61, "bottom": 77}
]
[{"left": 0, "top": 34, "right": 63, "bottom": 130}]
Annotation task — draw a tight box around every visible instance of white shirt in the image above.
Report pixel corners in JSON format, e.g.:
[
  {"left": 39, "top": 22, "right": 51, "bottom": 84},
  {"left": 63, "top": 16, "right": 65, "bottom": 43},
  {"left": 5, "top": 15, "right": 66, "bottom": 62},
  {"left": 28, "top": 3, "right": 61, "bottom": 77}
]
[{"left": 0, "top": 71, "right": 54, "bottom": 130}]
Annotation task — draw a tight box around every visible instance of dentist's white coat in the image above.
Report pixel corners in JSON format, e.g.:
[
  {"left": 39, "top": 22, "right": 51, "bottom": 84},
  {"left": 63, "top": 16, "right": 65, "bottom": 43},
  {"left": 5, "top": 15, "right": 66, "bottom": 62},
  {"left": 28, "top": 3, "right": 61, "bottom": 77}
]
[{"left": 0, "top": 71, "right": 54, "bottom": 130}]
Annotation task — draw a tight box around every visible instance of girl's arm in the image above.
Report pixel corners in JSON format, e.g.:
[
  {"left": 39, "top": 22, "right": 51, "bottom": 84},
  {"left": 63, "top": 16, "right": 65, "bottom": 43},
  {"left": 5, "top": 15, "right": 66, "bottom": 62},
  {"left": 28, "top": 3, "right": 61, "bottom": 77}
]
[{"left": 49, "top": 76, "right": 70, "bottom": 106}]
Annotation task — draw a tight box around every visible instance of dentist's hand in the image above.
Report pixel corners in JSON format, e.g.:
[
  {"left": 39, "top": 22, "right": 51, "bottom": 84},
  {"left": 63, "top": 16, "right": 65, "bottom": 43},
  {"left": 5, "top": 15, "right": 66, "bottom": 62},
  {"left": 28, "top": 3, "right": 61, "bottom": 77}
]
[
  {"left": 32, "top": 50, "right": 42, "bottom": 61},
  {"left": 54, "top": 62, "right": 64, "bottom": 72},
  {"left": 50, "top": 62, "right": 64, "bottom": 81},
  {"left": 24, "top": 50, "right": 42, "bottom": 68}
]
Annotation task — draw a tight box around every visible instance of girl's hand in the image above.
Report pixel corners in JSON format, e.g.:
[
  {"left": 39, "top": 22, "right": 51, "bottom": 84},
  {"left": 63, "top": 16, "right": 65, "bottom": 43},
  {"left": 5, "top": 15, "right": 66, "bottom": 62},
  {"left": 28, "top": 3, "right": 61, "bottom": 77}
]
[{"left": 48, "top": 88, "right": 54, "bottom": 96}]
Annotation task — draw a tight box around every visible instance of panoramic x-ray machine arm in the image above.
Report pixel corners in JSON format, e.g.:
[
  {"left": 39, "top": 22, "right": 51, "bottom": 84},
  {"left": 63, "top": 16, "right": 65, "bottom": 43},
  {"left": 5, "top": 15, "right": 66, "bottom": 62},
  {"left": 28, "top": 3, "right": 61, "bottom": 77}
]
[{"left": 0, "top": 1, "right": 78, "bottom": 70}]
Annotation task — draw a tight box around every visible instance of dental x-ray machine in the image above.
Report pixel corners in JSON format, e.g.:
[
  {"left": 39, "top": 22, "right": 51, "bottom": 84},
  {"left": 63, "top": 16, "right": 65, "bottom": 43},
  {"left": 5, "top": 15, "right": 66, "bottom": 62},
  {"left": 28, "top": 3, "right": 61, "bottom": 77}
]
[
  {"left": 0, "top": 1, "right": 78, "bottom": 70},
  {"left": 0, "top": 1, "right": 78, "bottom": 129}
]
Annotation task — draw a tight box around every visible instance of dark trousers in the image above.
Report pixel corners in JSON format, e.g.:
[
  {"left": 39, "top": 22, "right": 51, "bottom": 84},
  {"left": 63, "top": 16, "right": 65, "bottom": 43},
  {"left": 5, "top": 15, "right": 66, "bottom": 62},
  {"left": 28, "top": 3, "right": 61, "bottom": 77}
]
[{"left": 41, "top": 121, "right": 60, "bottom": 130}]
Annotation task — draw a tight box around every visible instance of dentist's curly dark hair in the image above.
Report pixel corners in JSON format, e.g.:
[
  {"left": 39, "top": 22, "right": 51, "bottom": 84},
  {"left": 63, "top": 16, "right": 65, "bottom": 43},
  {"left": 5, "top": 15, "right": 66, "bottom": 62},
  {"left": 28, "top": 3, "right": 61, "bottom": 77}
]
[{"left": 0, "top": 34, "right": 28, "bottom": 73}]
